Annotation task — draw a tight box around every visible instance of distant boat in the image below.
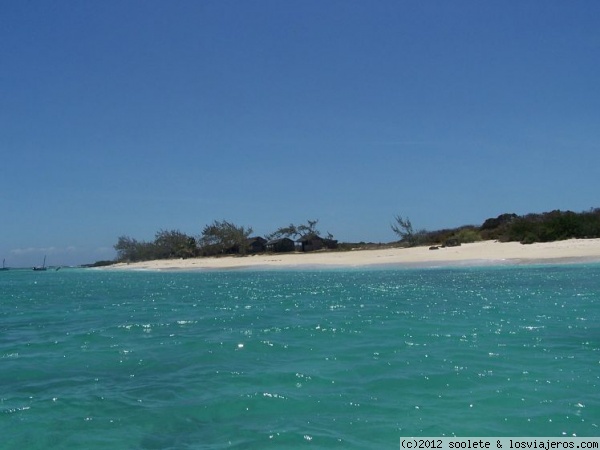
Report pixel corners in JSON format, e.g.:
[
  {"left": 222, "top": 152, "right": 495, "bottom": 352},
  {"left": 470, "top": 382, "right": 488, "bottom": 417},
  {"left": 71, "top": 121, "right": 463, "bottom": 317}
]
[
  {"left": 33, "top": 255, "right": 47, "bottom": 271},
  {"left": 0, "top": 258, "right": 8, "bottom": 271}
]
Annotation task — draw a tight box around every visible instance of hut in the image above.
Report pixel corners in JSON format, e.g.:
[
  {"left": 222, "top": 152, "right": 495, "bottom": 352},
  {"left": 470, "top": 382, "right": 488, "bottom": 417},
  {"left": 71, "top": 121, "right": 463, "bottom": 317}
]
[
  {"left": 297, "top": 234, "right": 338, "bottom": 252},
  {"left": 266, "top": 238, "right": 295, "bottom": 253},
  {"left": 246, "top": 237, "right": 267, "bottom": 254}
]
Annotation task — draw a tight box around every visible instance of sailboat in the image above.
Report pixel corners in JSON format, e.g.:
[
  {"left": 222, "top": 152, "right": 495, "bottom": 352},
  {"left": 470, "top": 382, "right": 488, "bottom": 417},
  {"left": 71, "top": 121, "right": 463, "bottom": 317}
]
[
  {"left": 33, "top": 255, "right": 47, "bottom": 271},
  {"left": 0, "top": 258, "right": 8, "bottom": 271}
]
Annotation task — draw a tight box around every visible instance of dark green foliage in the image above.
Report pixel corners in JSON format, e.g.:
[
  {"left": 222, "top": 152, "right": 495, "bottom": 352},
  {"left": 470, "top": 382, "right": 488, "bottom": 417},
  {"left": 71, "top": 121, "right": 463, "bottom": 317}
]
[
  {"left": 483, "top": 208, "right": 600, "bottom": 244},
  {"left": 114, "top": 236, "right": 151, "bottom": 262},
  {"left": 480, "top": 213, "right": 518, "bottom": 240},
  {"left": 579, "top": 208, "right": 600, "bottom": 236},
  {"left": 114, "top": 231, "right": 197, "bottom": 262},
  {"left": 199, "top": 220, "right": 253, "bottom": 256},
  {"left": 154, "top": 229, "right": 197, "bottom": 259},
  {"left": 423, "top": 228, "right": 455, "bottom": 244},
  {"left": 520, "top": 232, "right": 539, "bottom": 245},
  {"left": 392, "top": 208, "right": 599, "bottom": 247},
  {"left": 112, "top": 219, "right": 330, "bottom": 263},
  {"left": 425, "top": 225, "right": 480, "bottom": 245},
  {"left": 480, "top": 213, "right": 518, "bottom": 231},
  {"left": 452, "top": 228, "right": 482, "bottom": 243}
]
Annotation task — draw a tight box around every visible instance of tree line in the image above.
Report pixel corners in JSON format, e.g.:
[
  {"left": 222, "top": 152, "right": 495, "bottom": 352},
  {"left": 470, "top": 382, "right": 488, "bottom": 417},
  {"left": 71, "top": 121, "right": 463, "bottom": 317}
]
[
  {"left": 113, "top": 219, "right": 329, "bottom": 262},
  {"left": 391, "top": 208, "right": 600, "bottom": 247},
  {"left": 106, "top": 208, "right": 600, "bottom": 264}
]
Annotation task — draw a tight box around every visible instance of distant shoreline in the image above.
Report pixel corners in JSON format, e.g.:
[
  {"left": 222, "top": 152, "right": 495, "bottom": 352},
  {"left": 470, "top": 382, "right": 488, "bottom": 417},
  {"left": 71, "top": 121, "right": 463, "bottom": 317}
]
[{"left": 98, "top": 238, "right": 600, "bottom": 271}]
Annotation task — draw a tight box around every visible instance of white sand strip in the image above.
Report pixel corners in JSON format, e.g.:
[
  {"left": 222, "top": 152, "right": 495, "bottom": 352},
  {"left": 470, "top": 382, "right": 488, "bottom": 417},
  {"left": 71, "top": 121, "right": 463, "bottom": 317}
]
[{"left": 102, "top": 239, "right": 600, "bottom": 271}]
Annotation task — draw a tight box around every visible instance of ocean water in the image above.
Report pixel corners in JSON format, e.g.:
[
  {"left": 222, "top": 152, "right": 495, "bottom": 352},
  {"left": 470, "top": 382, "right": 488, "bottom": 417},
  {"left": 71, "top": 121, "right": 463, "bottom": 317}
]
[{"left": 1, "top": 264, "right": 599, "bottom": 449}]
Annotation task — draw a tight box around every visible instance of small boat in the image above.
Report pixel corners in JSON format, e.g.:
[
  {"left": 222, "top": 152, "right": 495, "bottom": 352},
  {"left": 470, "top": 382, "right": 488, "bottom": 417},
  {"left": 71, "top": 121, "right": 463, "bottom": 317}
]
[
  {"left": 33, "top": 255, "right": 47, "bottom": 271},
  {"left": 0, "top": 258, "right": 8, "bottom": 271}
]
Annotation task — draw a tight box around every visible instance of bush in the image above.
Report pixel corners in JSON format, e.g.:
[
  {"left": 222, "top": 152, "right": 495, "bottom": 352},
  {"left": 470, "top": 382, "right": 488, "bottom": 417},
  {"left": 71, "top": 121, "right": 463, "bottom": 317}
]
[
  {"left": 520, "top": 232, "right": 539, "bottom": 245},
  {"left": 500, "top": 209, "right": 600, "bottom": 243},
  {"left": 454, "top": 228, "right": 482, "bottom": 243}
]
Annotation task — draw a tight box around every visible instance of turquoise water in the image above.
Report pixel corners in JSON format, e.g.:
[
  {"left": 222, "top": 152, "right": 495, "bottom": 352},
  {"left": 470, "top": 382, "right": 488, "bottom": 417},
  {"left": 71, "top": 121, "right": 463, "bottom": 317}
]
[{"left": 1, "top": 265, "right": 599, "bottom": 449}]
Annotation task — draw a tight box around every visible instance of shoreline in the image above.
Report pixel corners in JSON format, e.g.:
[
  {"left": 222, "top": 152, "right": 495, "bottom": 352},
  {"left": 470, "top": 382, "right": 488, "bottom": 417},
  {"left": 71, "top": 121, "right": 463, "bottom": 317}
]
[{"left": 100, "top": 238, "right": 600, "bottom": 272}]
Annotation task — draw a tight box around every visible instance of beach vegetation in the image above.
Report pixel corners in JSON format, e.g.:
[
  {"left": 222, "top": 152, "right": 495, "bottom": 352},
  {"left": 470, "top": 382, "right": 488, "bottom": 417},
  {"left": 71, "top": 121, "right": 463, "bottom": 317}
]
[
  {"left": 82, "top": 260, "right": 115, "bottom": 268},
  {"left": 390, "top": 208, "right": 600, "bottom": 247},
  {"left": 479, "top": 213, "right": 518, "bottom": 240},
  {"left": 391, "top": 215, "right": 428, "bottom": 247},
  {"left": 391, "top": 215, "right": 413, "bottom": 244},
  {"left": 480, "top": 208, "right": 600, "bottom": 243},
  {"left": 266, "top": 219, "right": 321, "bottom": 240},
  {"left": 453, "top": 228, "right": 482, "bottom": 244},
  {"left": 154, "top": 229, "right": 197, "bottom": 259},
  {"left": 104, "top": 207, "right": 600, "bottom": 265},
  {"left": 424, "top": 225, "right": 478, "bottom": 245},
  {"left": 114, "top": 230, "right": 197, "bottom": 262},
  {"left": 199, "top": 220, "right": 254, "bottom": 256},
  {"left": 114, "top": 236, "right": 158, "bottom": 262}
]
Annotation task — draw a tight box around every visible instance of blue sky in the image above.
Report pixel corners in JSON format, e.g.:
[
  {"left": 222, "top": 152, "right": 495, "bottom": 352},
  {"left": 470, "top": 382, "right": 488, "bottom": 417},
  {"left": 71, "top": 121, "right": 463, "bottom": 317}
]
[{"left": 2, "top": 1, "right": 599, "bottom": 267}]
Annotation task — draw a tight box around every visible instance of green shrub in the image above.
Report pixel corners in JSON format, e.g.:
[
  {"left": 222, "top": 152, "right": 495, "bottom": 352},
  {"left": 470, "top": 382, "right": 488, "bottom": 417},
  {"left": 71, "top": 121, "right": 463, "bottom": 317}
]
[
  {"left": 455, "top": 228, "right": 482, "bottom": 243},
  {"left": 520, "top": 232, "right": 539, "bottom": 244}
]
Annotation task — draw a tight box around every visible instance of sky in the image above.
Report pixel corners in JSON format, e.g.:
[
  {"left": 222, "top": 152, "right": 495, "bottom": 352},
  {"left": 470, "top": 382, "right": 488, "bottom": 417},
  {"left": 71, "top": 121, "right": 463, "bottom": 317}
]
[{"left": 1, "top": 1, "right": 599, "bottom": 267}]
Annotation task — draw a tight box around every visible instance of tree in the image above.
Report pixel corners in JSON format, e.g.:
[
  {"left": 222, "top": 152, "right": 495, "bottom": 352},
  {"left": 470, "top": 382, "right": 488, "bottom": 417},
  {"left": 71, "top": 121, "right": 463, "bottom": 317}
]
[
  {"left": 298, "top": 219, "right": 320, "bottom": 237},
  {"left": 265, "top": 224, "right": 298, "bottom": 240},
  {"left": 391, "top": 215, "right": 426, "bottom": 247},
  {"left": 267, "top": 219, "right": 320, "bottom": 240},
  {"left": 114, "top": 235, "right": 139, "bottom": 261},
  {"left": 154, "top": 229, "right": 197, "bottom": 259},
  {"left": 114, "top": 235, "right": 156, "bottom": 262},
  {"left": 391, "top": 215, "right": 415, "bottom": 244},
  {"left": 199, "top": 220, "right": 253, "bottom": 255}
]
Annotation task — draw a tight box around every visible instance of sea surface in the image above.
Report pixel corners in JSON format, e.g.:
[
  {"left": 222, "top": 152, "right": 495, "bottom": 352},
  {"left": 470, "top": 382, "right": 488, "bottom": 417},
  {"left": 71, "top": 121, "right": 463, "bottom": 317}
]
[{"left": 1, "top": 264, "right": 599, "bottom": 449}]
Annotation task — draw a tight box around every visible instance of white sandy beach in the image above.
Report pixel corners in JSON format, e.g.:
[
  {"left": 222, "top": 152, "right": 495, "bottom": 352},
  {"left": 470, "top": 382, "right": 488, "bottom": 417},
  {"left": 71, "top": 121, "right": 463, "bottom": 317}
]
[{"left": 104, "top": 238, "right": 600, "bottom": 271}]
